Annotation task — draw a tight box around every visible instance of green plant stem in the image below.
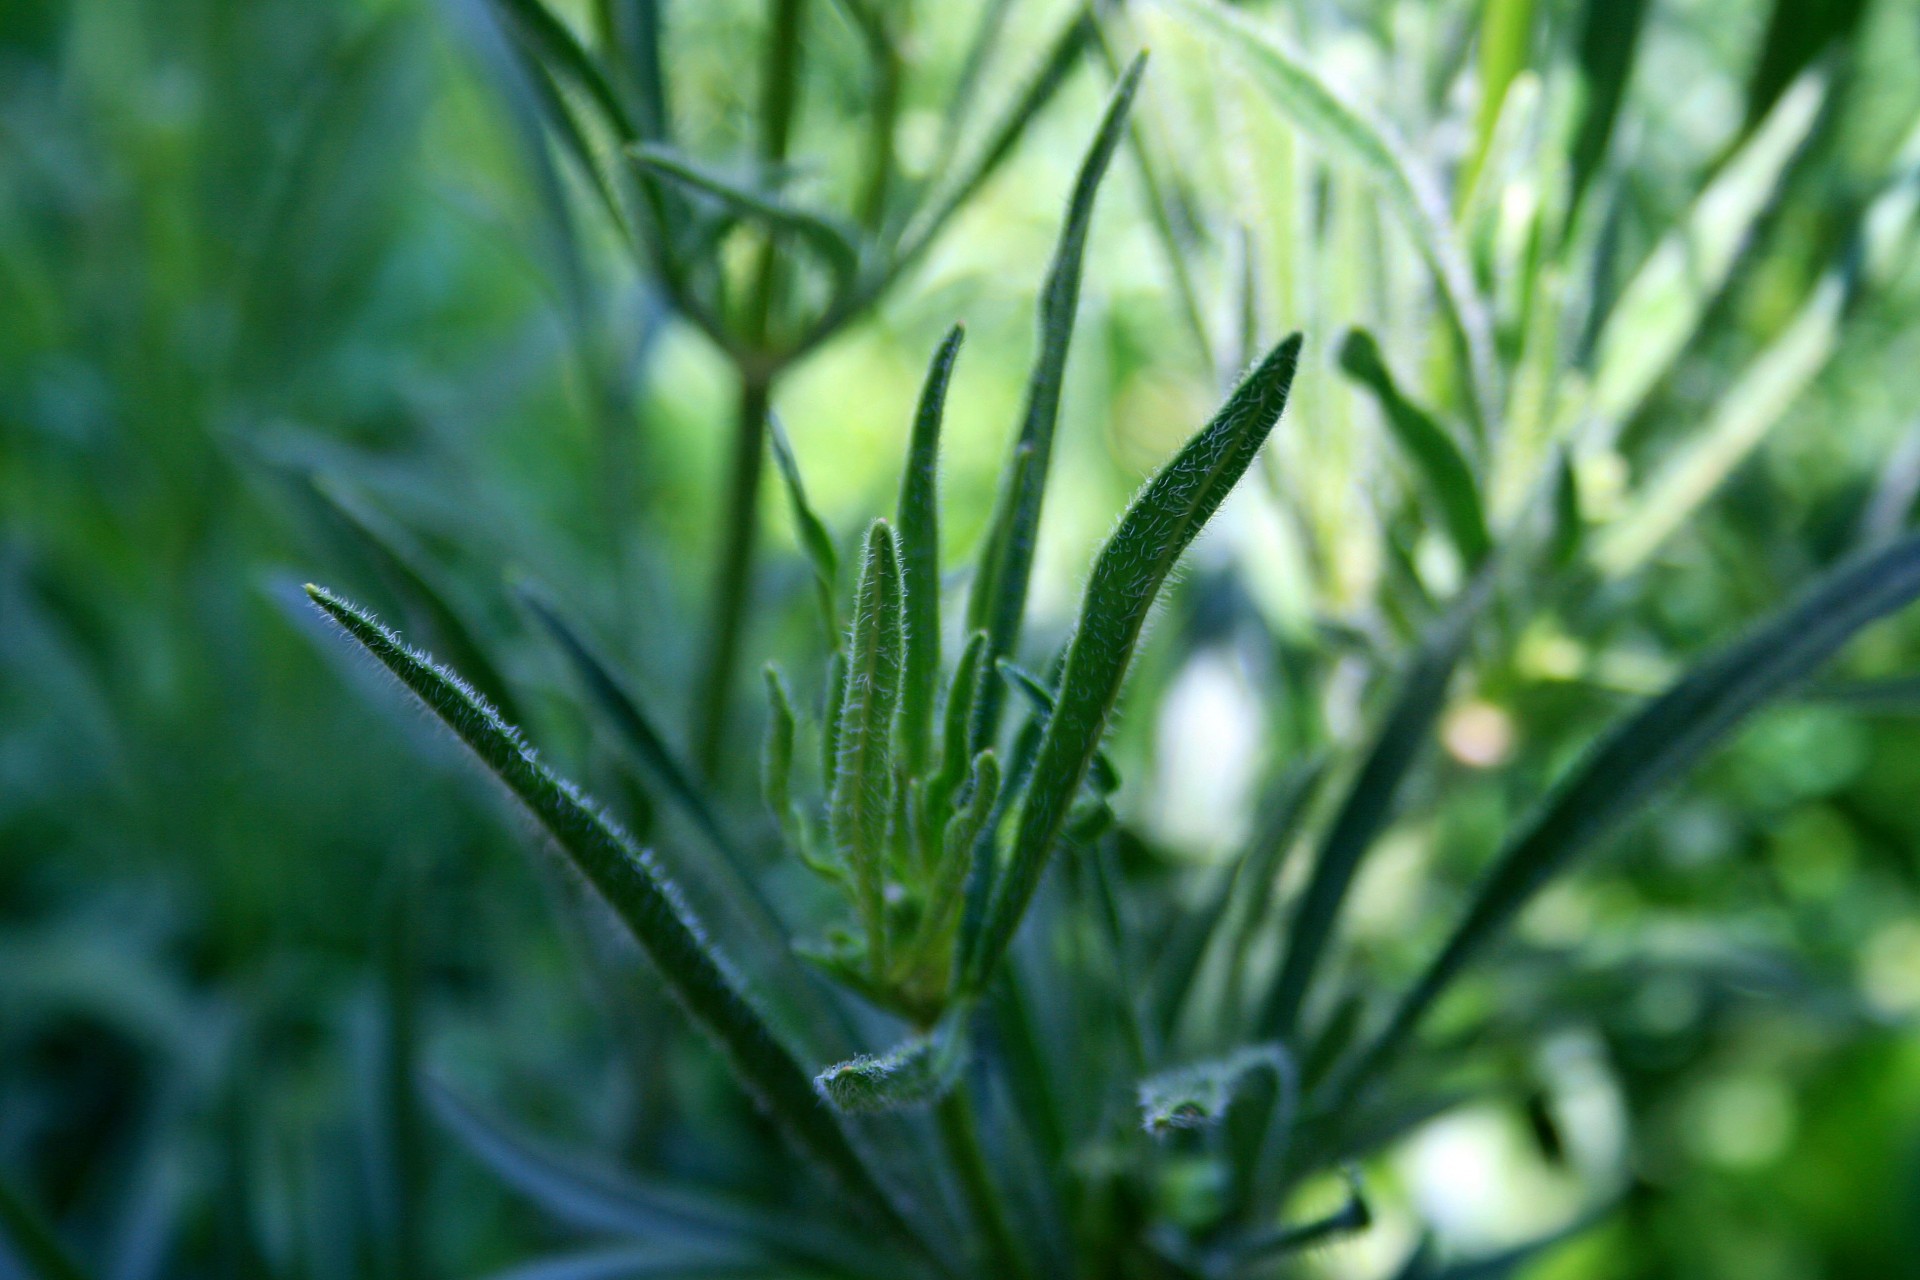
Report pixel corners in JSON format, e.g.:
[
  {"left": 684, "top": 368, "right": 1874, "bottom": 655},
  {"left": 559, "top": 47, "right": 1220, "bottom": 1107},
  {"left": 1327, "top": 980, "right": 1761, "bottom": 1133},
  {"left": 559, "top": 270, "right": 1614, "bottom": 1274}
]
[
  {"left": 694, "top": 0, "right": 808, "bottom": 774},
  {"left": 935, "top": 1088, "right": 1030, "bottom": 1280},
  {"left": 849, "top": 6, "right": 901, "bottom": 231},
  {"left": 696, "top": 375, "right": 773, "bottom": 774}
]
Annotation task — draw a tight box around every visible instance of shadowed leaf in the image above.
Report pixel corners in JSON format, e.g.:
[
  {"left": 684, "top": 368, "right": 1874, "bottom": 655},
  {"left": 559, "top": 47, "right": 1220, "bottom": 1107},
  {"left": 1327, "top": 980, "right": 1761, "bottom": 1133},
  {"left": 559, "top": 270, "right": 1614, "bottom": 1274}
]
[{"left": 303, "top": 586, "right": 913, "bottom": 1243}]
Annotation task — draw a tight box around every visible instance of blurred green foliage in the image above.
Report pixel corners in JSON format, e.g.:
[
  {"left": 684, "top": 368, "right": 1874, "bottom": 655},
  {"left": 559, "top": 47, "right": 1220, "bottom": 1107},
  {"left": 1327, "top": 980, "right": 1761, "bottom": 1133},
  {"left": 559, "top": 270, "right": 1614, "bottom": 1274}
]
[{"left": 5, "top": 0, "right": 1920, "bottom": 1276}]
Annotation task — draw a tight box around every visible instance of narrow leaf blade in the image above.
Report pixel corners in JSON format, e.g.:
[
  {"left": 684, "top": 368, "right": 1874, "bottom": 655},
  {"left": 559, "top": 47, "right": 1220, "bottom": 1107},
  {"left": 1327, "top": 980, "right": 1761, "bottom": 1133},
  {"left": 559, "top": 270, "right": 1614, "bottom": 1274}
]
[
  {"left": 964, "top": 54, "right": 1147, "bottom": 748},
  {"left": 963, "top": 335, "right": 1304, "bottom": 991},
  {"left": 302, "top": 586, "right": 909, "bottom": 1239},
  {"left": 1349, "top": 531, "right": 1920, "bottom": 1094},
  {"left": 897, "top": 325, "right": 965, "bottom": 772}
]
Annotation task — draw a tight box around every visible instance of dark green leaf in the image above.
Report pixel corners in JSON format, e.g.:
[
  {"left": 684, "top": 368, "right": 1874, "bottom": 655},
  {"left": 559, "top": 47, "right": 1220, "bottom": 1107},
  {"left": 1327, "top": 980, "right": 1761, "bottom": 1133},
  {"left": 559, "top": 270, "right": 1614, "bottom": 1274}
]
[
  {"left": 964, "top": 54, "right": 1146, "bottom": 748},
  {"left": 630, "top": 142, "right": 861, "bottom": 281},
  {"left": 1261, "top": 575, "right": 1489, "bottom": 1038},
  {"left": 516, "top": 584, "right": 751, "bottom": 884},
  {"left": 308, "top": 474, "right": 526, "bottom": 724},
  {"left": 769, "top": 415, "right": 842, "bottom": 641},
  {"left": 428, "top": 1085, "right": 888, "bottom": 1276},
  {"left": 1137, "top": 1044, "right": 1291, "bottom": 1136},
  {"left": 962, "top": 335, "right": 1303, "bottom": 992},
  {"left": 1337, "top": 330, "right": 1490, "bottom": 566},
  {"left": 1346, "top": 531, "right": 1920, "bottom": 1097},
  {"left": 829, "top": 523, "right": 906, "bottom": 973},
  {"left": 1152, "top": 759, "right": 1326, "bottom": 1039},
  {"left": 924, "top": 630, "right": 989, "bottom": 842},
  {"left": 897, "top": 325, "right": 965, "bottom": 772},
  {"left": 303, "top": 586, "right": 911, "bottom": 1240}
]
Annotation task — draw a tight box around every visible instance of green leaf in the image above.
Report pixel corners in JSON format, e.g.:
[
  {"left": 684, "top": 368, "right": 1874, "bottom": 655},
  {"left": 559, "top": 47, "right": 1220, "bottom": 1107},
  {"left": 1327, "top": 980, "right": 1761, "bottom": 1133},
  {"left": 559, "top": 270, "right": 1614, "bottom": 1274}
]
[
  {"left": 1595, "top": 120, "right": 1920, "bottom": 574},
  {"left": 894, "top": 12, "right": 1095, "bottom": 279},
  {"left": 995, "top": 659, "right": 1121, "bottom": 792},
  {"left": 814, "top": 1015, "right": 969, "bottom": 1115},
  {"left": 0, "top": 1175, "right": 93, "bottom": 1280},
  {"left": 920, "top": 750, "right": 999, "bottom": 978},
  {"left": 515, "top": 584, "right": 750, "bottom": 881},
  {"left": 1137, "top": 1044, "right": 1292, "bottom": 1136},
  {"left": 768, "top": 415, "right": 841, "bottom": 640},
  {"left": 829, "top": 523, "right": 906, "bottom": 974},
  {"left": 1565, "top": 0, "right": 1649, "bottom": 220},
  {"left": 1172, "top": 0, "right": 1496, "bottom": 433},
  {"left": 477, "top": 1242, "right": 765, "bottom": 1280},
  {"left": 629, "top": 142, "right": 861, "bottom": 282},
  {"left": 1464, "top": 0, "right": 1538, "bottom": 202},
  {"left": 761, "top": 664, "right": 800, "bottom": 843},
  {"left": 964, "top": 54, "right": 1146, "bottom": 749},
  {"left": 924, "top": 630, "right": 990, "bottom": 841},
  {"left": 1261, "top": 575, "right": 1489, "bottom": 1038},
  {"left": 1586, "top": 67, "right": 1827, "bottom": 436},
  {"left": 897, "top": 325, "right": 965, "bottom": 773},
  {"left": 962, "top": 335, "right": 1304, "bottom": 992},
  {"left": 308, "top": 474, "right": 526, "bottom": 724},
  {"left": 492, "top": 0, "right": 635, "bottom": 139},
  {"left": 427, "top": 1085, "right": 890, "bottom": 1277},
  {"left": 595, "top": 0, "right": 668, "bottom": 141},
  {"left": 1338, "top": 329, "right": 1491, "bottom": 567},
  {"left": 1344, "top": 530, "right": 1920, "bottom": 1098},
  {"left": 302, "top": 586, "right": 910, "bottom": 1240},
  {"left": 1151, "top": 758, "right": 1326, "bottom": 1038}
]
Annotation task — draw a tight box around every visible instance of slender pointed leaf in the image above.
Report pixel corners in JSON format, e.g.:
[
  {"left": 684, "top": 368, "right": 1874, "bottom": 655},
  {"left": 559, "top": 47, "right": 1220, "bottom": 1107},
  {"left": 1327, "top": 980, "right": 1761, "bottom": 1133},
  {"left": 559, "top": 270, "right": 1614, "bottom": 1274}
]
[
  {"left": 1172, "top": 0, "right": 1496, "bottom": 433},
  {"left": 1261, "top": 575, "right": 1489, "bottom": 1038},
  {"left": 308, "top": 474, "right": 526, "bottom": 724},
  {"left": 303, "top": 586, "right": 911, "bottom": 1240},
  {"left": 922, "top": 751, "right": 999, "bottom": 968},
  {"left": 630, "top": 143, "right": 861, "bottom": 281},
  {"left": 1586, "top": 68, "right": 1827, "bottom": 436},
  {"left": 1346, "top": 531, "right": 1920, "bottom": 1097},
  {"left": 962, "top": 335, "right": 1303, "bottom": 992},
  {"left": 761, "top": 664, "right": 800, "bottom": 842},
  {"left": 1338, "top": 330, "right": 1490, "bottom": 566},
  {"left": 924, "top": 630, "right": 989, "bottom": 840},
  {"left": 964, "top": 55, "right": 1146, "bottom": 749},
  {"left": 769, "top": 415, "right": 842, "bottom": 640},
  {"left": 428, "top": 1085, "right": 889, "bottom": 1276},
  {"left": 830, "top": 523, "right": 906, "bottom": 972},
  {"left": 492, "top": 0, "right": 635, "bottom": 138},
  {"left": 897, "top": 325, "right": 965, "bottom": 772},
  {"left": 1152, "top": 759, "right": 1326, "bottom": 1038},
  {"left": 1596, "top": 120, "right": 1920, "bottom": 574}
]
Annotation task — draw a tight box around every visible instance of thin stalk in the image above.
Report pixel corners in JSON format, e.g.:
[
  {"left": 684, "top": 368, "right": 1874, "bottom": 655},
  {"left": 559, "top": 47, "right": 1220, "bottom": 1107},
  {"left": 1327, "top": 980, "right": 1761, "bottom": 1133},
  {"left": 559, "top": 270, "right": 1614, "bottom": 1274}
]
[
  {"left": 696, "top": 375, "right": 774, "bottom": 773},
  {"left": 935, "top": 1087, "right": 1030, "bottom": 1280},
  {"left": 849, "top": 6, "right": 901, "bottom": 231},
  {"left": 694, "top": 0, "right": 809, "bottom": 772}
]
